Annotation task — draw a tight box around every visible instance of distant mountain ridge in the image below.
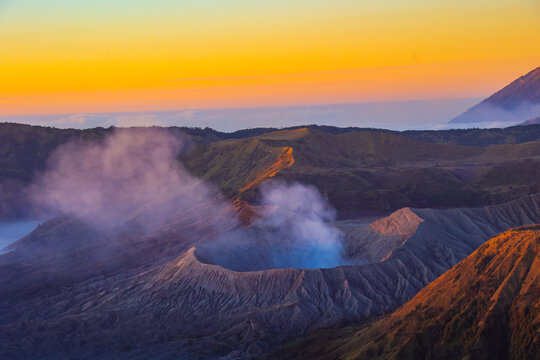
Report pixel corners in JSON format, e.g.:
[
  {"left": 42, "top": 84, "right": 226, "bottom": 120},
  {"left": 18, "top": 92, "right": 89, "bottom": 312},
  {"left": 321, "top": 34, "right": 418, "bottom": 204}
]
[
  {"left": 451, "top": 67, "right": 540, "bottom": 124},
  {"left": 1, "top": 123, "right": 539, "bottom": 220},
  {"left": 478, "top": 67, "right": 540, "bottom": 109},
  {"left": 519, "top": 116, "right": 540, "bottom": 126}
]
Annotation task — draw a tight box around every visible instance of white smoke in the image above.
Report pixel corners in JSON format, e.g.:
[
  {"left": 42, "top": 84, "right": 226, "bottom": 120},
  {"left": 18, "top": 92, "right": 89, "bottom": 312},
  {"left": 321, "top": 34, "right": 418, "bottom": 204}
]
[
  {"left": 30, "top": 128, "right": 347, "bottom": 269},
  {"left": 259, "top": 182, "right": 347, "bottom": 269},
  {"left": 197, "top": 181, "right": 350, "bottom": 270},
  {"left": 30, "top": 128, "right": 237, "bottom": 234}
]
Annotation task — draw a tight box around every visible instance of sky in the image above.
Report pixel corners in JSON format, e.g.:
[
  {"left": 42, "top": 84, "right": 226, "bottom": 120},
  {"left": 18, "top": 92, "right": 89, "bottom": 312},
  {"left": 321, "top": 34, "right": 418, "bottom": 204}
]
[{"left": 0, "top": 0, "right": 539, "bottom": 129}]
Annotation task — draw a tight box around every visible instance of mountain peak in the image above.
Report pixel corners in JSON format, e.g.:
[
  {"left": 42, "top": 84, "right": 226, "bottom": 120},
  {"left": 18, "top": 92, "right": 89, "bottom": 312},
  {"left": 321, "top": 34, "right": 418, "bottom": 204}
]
[
  {"left": 484, "top": 66, "right": 540, "bottom": 109},
  {"left": 451, "top": 66, "right": 540, "bottom": 124},
  {"left": 369, "top": 207, "right": 423, "bottom": 239}
]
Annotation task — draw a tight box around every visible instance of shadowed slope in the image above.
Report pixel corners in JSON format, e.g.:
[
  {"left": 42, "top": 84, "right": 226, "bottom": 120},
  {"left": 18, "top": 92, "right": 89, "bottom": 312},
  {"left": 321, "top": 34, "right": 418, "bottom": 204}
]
[
  {"left": 0, "top": 197, "right": 538, "bottom": 359},
  {"left": 182, "top": 128, "right": 540, "bottom": 217},
  {"left": 272, "top": 225, "right": 539, "bottom": 360}
]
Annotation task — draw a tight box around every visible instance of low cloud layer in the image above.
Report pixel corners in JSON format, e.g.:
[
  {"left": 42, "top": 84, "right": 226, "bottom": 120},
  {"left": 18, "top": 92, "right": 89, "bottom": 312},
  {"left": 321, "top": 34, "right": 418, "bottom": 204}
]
[
  {"left": 2, "top": 98, "right": 481, "bottom": 132},
  {"left": 449, "top": 101, "right": 540, "bottom": 127}
]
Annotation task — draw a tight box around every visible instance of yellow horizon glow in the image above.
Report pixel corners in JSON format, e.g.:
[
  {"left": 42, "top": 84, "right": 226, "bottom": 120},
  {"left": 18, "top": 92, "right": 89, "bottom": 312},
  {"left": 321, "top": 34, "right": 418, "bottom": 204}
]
[{"left": 0, "top": 0, "right": 539, "bottom": 115}]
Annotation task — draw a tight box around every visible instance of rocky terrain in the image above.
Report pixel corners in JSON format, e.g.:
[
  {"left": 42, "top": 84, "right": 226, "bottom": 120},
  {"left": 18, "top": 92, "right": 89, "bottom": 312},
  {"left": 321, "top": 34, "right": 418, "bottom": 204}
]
[
  {"left": 0, "top": 195, "right": 538, "bottom": 359},
  {"left": 1, "top": 122, "right": 539, "bottom": 220},
  {"left": 185, "top": 127, "right": 540, "bottom": 218},
  {"left": 273, "top": 225, "right": 539, "bottom": 360},
  {"left": 0, "top": 120, "right": 539, "bottom": 359}
]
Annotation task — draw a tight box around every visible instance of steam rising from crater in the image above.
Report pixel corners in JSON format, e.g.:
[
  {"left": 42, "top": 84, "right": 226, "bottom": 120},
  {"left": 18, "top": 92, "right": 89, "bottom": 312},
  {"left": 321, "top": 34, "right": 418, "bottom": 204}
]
[
  {"left": 31, "top": 128, "right": 348, "bottom": 269},
  {"left": 30, "top": 128, "right": 236, "bottom": 233},
  {"left": 261, "top": 182, "right": 348, "bottom": 269},
  {"left": 197, "top": 182, "right": 350, "bottom": 270}
]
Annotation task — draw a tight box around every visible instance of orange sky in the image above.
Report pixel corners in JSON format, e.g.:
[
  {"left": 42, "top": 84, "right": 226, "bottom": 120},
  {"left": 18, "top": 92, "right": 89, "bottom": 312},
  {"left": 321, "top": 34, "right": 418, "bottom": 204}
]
[{"left": 0, "top": 0, "right": 539, "bottom": 115}]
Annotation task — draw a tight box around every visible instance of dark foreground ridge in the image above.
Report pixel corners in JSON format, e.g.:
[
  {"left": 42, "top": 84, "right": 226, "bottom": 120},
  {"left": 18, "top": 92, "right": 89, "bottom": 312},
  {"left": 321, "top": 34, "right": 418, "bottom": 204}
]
[{"left": 271, "top": 225, "right": 540, "bottom": 360}]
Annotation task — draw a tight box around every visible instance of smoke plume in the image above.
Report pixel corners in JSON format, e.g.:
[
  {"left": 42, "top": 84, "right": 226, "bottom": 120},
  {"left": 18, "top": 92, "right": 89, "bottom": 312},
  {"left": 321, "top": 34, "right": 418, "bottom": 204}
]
[
  {"left": 259, "top": 182, "right": 347, "bottom": 269},
  {"left": 30, "top": 128, "right": 236, "bottom": 234},
  {"left": 197, "top": 181, "right": 349, "bottom": 270},
  {"left": 31, "top": 128, "right": 347, "bottom": 269}
]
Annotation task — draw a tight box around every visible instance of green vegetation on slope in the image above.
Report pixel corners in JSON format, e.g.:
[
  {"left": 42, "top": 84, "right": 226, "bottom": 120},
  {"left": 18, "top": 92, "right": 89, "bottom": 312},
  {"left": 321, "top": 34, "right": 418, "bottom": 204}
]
[
  {"left": 256, "top": 129, "right": 539, "bottom": 216},
  {"left": 1, "top": 122, "right": 539, "bottom": 219}
]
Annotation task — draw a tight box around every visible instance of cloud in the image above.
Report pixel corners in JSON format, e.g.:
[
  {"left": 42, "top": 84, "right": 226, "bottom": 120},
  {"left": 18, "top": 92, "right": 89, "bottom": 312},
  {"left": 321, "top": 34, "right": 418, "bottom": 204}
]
[
  {"left": 55, "top": 113, "right": 105, "bottom": 126},
  {"left": 1, "top": 98, "right": 482, "bottom": 132},
  {"left": 450, "top": 101, "right": 540, "bottom": 126},
  {"left": 115, "top": 114, "right": 160, "bottom": 127}
]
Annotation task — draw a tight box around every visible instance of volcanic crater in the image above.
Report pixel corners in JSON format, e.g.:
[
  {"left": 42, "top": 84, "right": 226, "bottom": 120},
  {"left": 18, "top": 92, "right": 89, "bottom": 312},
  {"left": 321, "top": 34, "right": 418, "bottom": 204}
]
[{"left": 194, "top": 226, "right": 360, "bottom": 272}]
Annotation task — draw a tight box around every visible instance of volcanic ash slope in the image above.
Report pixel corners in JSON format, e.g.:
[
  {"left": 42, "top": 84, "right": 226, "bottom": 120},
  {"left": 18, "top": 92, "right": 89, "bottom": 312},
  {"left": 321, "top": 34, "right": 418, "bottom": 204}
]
[
  {"left": 274, "top": 225, "right": 540, "bottom": 360},
  {"left": 0, "top": 196, "right": 539, "bottom": 359}
]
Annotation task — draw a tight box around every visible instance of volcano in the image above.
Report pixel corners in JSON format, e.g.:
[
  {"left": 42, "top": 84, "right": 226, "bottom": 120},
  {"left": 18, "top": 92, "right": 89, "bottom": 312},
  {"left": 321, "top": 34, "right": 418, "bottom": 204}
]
[
  {"left": 0, "top": 195, "right": 538, "bottom": 359},
  {"left": 0, "top": 125, "right": 539, "bottom": 359}
]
